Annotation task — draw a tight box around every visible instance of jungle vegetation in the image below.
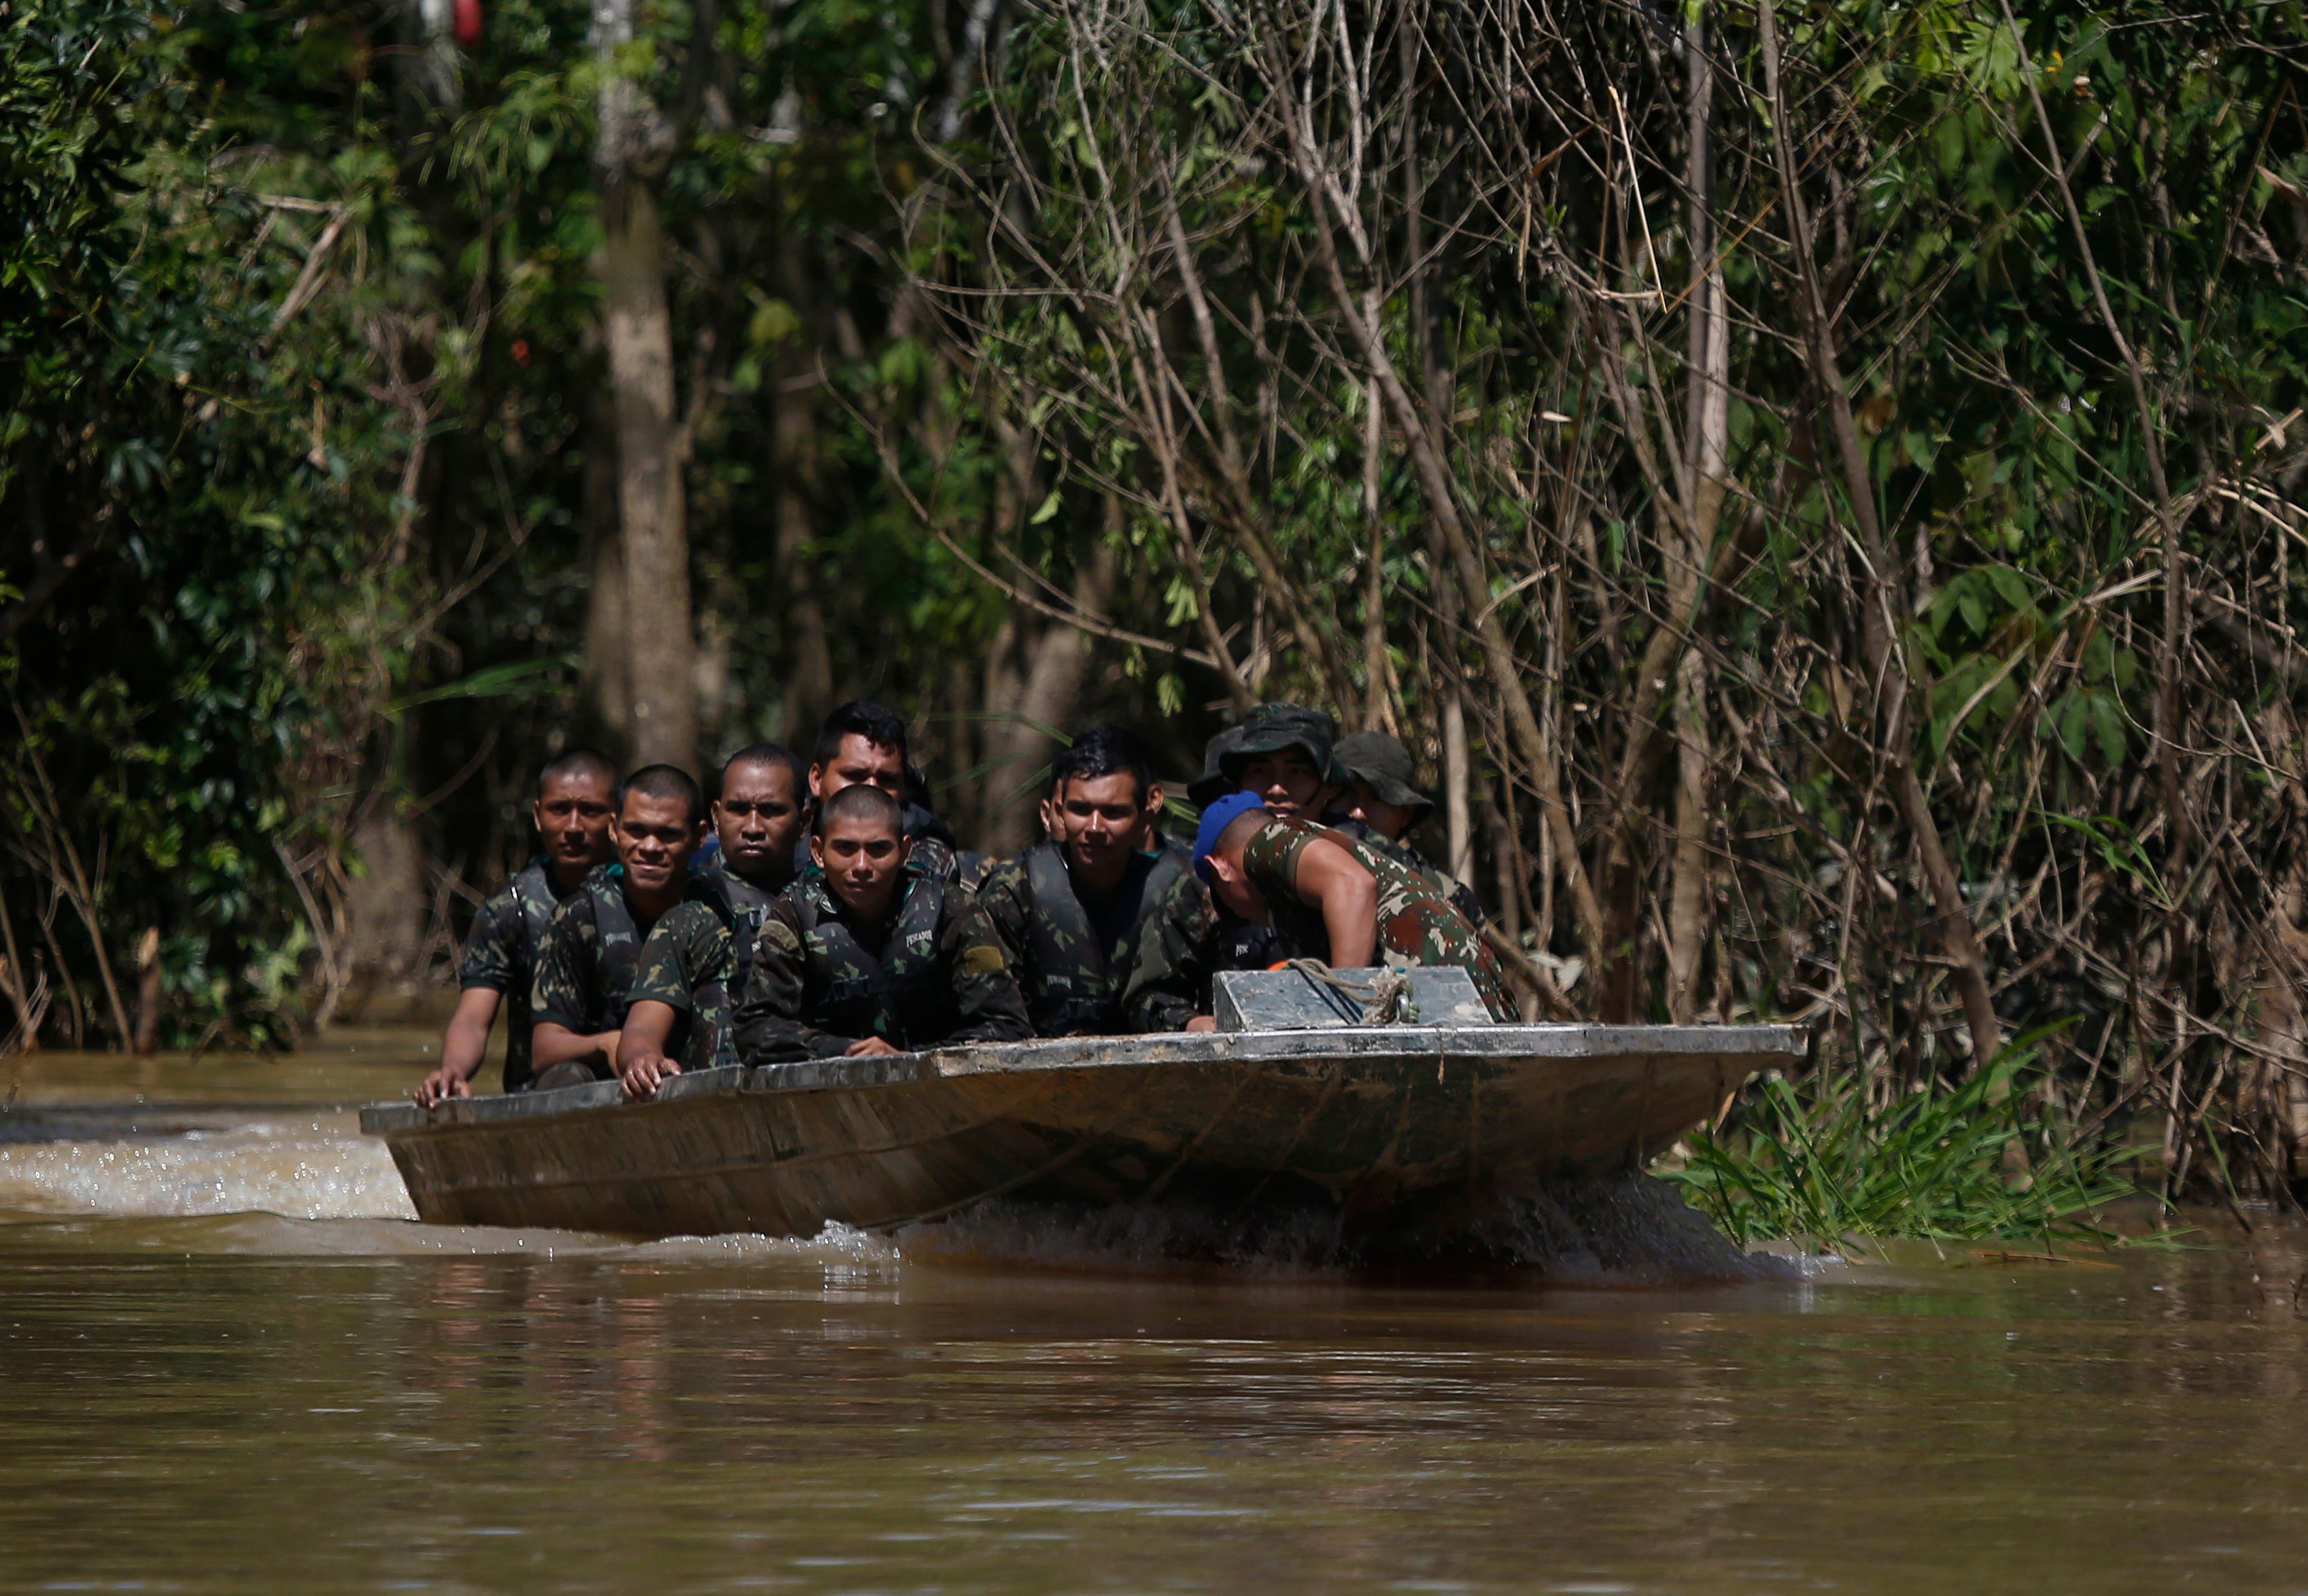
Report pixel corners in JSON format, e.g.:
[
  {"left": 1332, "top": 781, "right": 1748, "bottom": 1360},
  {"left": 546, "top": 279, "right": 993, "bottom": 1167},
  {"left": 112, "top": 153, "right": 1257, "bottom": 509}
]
[{"left": 3, "top": 0, "right": 2305, "bottom": 1208}]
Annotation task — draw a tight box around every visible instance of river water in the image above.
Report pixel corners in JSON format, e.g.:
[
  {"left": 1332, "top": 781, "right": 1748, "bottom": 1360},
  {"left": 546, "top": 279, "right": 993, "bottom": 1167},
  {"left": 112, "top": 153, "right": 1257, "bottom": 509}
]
[{"left": 3, "top": 1035, "right": 2305, "bottom": 1594}]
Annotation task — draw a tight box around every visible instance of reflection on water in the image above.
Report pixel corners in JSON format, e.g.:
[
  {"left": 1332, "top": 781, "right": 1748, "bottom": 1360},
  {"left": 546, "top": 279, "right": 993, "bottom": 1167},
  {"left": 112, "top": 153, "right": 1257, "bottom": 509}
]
[{"left": 4, "top": 1038, "right": 2307, "bottom": 1593}]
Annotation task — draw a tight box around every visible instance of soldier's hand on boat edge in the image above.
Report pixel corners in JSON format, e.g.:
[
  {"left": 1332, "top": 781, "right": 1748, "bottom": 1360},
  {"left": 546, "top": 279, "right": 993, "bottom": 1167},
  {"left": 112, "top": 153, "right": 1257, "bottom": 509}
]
[
  {"left": 844, "top": 1037, "right": 903, "bottom": 1058},
  {"left": 618, "top": 1045, "right": 681, "bottom": 1100},
  {"left": 413, "top": 1067, "right": 474, "bottom": 1110}
]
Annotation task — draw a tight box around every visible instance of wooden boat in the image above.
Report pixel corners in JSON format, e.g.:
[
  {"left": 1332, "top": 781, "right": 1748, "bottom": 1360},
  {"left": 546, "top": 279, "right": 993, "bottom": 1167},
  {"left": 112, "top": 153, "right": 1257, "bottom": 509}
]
[{"left": 360, "top": 1001, "right": 1806, "bottom": 1238}]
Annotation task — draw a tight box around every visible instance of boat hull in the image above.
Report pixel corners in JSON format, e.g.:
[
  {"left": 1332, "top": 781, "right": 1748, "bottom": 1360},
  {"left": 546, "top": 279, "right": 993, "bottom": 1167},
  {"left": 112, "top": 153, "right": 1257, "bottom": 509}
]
[{"left": 360, "top": 1025, "right": 1804, "bottom": 1237}]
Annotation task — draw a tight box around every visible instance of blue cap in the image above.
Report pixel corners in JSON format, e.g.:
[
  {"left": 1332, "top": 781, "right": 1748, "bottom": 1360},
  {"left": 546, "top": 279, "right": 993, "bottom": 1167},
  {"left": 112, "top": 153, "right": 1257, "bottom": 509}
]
[{"left": 1192, "top": 791, "right": 1270, "bottom": 883}]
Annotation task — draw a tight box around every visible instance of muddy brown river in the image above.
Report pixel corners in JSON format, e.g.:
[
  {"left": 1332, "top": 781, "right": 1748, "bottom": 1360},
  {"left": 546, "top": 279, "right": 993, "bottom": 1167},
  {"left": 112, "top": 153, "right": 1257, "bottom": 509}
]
[{"left": 3, "top": 1035, "right": 2305, "bottom": 1593}]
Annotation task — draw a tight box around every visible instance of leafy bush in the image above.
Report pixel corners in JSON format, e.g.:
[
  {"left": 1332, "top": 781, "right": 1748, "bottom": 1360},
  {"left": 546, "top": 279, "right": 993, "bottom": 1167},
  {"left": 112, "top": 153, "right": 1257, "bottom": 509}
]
[{"left": 1665, "top": 1053, "right": 2151, "bottom": 1252}]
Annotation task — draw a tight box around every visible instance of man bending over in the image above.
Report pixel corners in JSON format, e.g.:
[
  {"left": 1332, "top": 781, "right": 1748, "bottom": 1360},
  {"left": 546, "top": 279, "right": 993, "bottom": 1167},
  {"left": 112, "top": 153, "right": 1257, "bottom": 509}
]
[
  {"left": 1183, "top": 791, "right": 1513, "bottom": 1023},
  {"left": 529, "top": 765, "right": 710, "bottom": 1088},
  {"left": 415, "top": 748, "right": 618, "bottom": 1106},
  {"left": 735, "top": 783, "right": 1029, "bottom": 1062},
  {"left": 617, "top": 746, "right": 809, "bottom": 1099},
  {"left": 979, "top": 727, "right": 1195, "bottom": 1036}
]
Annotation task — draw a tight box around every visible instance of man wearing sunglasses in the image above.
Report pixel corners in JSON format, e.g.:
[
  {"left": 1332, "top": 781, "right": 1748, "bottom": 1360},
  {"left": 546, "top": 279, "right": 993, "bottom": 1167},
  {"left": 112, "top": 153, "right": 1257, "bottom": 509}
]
[{"left": 617, "top": 745, "right": 810, "bottom": 1099}]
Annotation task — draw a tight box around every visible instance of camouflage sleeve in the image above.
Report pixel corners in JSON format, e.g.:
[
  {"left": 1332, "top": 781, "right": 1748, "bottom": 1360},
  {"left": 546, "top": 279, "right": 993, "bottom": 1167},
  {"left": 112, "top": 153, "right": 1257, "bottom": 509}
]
[
  {"left": 1241, "top": 817, "right": 1317, "bottom": 907},
  {"left": 974, "top": 858, "right": 1032, "bottom": 969},
  {"left": 937, "top": 887, "right": 1033, "bottom": 1045},
  {"left": 530, "top": 897, "right": 601, "bottom": 1033},
  {"left": 629, "top": 901, "right": 729, "bottom": 1016},
  {"left": 1120, "top": 867, "right": 1216, "bottom": 1033},
  {"left": 455, "top": 885, "right": 523, "bottom": 993},
  {"left": 732, "top": 900, "right": 851, "bottom": 1062}
]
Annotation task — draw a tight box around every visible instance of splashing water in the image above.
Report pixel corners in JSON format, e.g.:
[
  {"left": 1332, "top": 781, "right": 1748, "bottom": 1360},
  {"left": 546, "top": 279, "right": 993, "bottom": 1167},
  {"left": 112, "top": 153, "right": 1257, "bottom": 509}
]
[
  {"left": 0, "top": 1096, "right": 1781, "bottom": 1283},
  {"left": 0, "top": 1113, "right": 416, "bottom": 1221}
]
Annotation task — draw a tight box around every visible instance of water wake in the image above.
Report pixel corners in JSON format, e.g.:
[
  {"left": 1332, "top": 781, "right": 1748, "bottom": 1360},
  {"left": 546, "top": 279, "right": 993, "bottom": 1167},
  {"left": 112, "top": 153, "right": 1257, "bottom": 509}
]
[
  {"left": 0, "top": 1109, "right": 1786, "bottom": 1283},
  {"left": 0, "top": 1114, "right": 414, "bottom": 1221},
  {"left": 898, "top": 1170, "right": 1792, "bottom": 1284}
]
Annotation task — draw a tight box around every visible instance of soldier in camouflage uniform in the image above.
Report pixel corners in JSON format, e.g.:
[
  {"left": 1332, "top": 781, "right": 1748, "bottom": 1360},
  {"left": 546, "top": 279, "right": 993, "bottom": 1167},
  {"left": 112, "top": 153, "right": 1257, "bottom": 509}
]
[
  {"left": 795, "top": 700, "right": 980, "bottom": 884},
  {"left": 1142, "top": 793, "right": 1512, "bottom": 1023},
  {"left": 617, "top": 746, "right": 810, "bottom": 1100},
  {"left": 1160, "top": 703, "right": 1356, "bottom": 995},
  {"left": 734, "top": 783, "right": 1029, "bottom": 1062},
  {"left": 530, "top": 765, "right": 713, "bottom": 1088},
  {"left": 979, "top": 727, "right": 1194, "bottom": 1036},
  {"left": 1326, "top": 730, "right": 1485, "bottom": 929},
  {"left": 415, "top": 748, "right": 619, "bottom": 1107}
]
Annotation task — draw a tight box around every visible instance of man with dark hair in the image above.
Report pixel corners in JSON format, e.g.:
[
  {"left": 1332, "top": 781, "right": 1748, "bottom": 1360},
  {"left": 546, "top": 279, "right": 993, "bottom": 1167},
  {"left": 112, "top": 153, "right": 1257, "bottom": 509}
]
[
  {"left": 529, "top": 764, "right": 711, "bottom": 1087},
  {"left": 617, "top": 746, "right": 810, "bottom": 1099},
  {"left": 804, "top": 699, "right": 977, "bottom": 882},
  {"left": 1326, "top": 731, "right": 1485, "bottom": 928},
  {"left": 735, "top": 782, "right": 1029, "bottom": 1061},
  {"left": 414, "top": 749, "right": 619, "bottom": 1106},
  {"left": 978, "top": 727, "right": 1199, "bottom": 1036},
  {"left": 1186, "top": 793, "right": 1511, "bottom": 1021}
]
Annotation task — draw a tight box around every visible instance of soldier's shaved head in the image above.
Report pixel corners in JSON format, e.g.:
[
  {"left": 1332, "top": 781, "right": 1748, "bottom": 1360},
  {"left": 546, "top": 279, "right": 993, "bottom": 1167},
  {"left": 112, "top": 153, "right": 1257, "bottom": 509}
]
[
  {"left": 812, "top": 780, "right": 902, "bottom": 839},
  {"left": 619, "top": 764, "right": 704, "bottom": 827},
  {"left": 539, "top": 747, "right": 618, "bottom": 798},
  {"left": 720, "top": 743, "right": 806, "bottom": 797}
]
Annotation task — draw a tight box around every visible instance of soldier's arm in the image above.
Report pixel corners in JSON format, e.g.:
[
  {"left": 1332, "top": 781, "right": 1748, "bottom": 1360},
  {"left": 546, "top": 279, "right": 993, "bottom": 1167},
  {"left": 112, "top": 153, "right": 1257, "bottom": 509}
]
[
  {"left": 939, "top": 892, "right": 1033, "bottom": 1045},
  {"left": 1121, "top": 873, "right": 1215, "bottom": 1033},
  {"left": 618, "top": 906, "right": 712, "bottom": 1098},
  {"left": 418, "top": 894, "right": 521, "bottom": 1106},
  {"left": 617, "top": 1002, "right": 681, "bottom": 1099},
  {"left": 732, "top": 906, "right": 855, "bottom": 1062}
]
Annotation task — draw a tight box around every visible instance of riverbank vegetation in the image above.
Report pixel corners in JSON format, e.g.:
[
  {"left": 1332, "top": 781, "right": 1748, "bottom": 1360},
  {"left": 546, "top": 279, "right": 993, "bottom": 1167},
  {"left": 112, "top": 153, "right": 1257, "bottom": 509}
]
[{"left": 2, "top": 0, "right": 2305, "bottom": 1210}]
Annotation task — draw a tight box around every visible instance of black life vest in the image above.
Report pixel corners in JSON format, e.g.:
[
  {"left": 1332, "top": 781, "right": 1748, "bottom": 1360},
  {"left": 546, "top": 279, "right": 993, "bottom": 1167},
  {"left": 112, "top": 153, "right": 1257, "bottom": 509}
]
[
  {"left": 787, "top": 869, "right": 953, "bottom": 1049},
  {"left": 1018, "top": 839, "right": 1188, "bottom": 1035},
  {"left": 500, "top": 856, "right": 561, "bottom": 1092}
]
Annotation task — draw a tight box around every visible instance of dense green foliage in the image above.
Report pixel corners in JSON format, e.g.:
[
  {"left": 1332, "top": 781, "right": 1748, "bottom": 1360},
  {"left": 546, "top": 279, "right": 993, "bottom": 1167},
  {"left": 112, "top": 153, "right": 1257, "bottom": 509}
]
[
  {"left": 1667, "top": 1049, "right": 2151, "bottom": 1248},
  {"left": 3, "top": 0, "right": 2307, "bottom": 1222}
]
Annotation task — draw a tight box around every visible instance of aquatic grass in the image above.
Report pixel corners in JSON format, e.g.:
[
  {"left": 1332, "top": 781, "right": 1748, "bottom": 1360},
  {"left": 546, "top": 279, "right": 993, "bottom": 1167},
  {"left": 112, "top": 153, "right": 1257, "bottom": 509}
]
[{"left": 1664, "top": 1052, "right": 2152, "bottom": 1253}]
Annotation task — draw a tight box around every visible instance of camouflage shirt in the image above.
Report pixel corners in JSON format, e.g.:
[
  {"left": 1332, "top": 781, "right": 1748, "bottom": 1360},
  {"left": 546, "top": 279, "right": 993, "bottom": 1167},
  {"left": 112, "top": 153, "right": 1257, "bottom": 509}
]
[
  {"left": 1114, "top": 865, "right": 1250, "bottom": 1033},
  {"left": 454, "top": 856, "right": 575, "bottom": 1092},
  {"left": 978, "top": 839, "right": 1193, "bottom": 1035},
  {"left": 532, "top": 863, "right": 717, "bottom": 1039},
  {"left": 1242, "top": 817, "right": 1513, "bottom": 1019},
  {"left": 625, "top": 863, "right": 789, "bottom": 1073},
  {"left": 733, "top": 867, "right": 1031, "bottom": 1062},
  {"left": 1322, "top": 815, "right": 1486, "bottom": 928}
]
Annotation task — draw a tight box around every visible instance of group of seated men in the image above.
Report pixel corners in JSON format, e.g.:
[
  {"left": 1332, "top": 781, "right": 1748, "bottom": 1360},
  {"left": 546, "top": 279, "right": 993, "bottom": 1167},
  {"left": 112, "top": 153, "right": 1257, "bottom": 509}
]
[{"left": 413, "top": 698, "right": 1510, "bottom": 1107}]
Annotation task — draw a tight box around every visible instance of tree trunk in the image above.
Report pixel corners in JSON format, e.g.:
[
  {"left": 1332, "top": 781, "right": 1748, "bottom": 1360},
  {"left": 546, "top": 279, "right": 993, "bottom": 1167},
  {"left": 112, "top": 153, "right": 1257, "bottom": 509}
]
[
  {"left": 1442, "top": 684, "right": 1472, "bottom": 890},
  {"left": 1666, "top": 10, "right": 1730, "bottom": 1025},
  {"left": 598, "top": 178, "right": 697, "bottom": 770},
  {"left": 339, "top": 799, "right": 430, "bottom": 1023},
  {"left": 580, "top": 392, "right": 633, "bottom": 758},
  {"left": 980, "top": 542, "right": 1119, "bottom": 855},
  {"left": 774, "top": 353, "right": 835, "bottom": 745}
]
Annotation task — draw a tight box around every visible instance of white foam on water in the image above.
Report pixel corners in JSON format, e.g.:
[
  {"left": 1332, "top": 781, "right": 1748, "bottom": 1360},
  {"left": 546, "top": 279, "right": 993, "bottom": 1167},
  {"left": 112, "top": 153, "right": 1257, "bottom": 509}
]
[{"left": 0, "top": 1115, "right": 416, "bottom": 1221}]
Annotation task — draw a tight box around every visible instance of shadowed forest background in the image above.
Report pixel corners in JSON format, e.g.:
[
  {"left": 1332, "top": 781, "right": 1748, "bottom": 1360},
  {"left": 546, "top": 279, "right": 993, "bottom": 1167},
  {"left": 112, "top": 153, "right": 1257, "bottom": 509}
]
[{"left": 3, "top": 0, "right": 2305, "bottom": 1204}]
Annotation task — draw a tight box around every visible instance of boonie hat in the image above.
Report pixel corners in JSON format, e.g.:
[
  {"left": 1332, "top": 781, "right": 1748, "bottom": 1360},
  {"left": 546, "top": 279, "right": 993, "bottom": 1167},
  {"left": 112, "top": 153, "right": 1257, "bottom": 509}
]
[
  {"left": 1192, "top": 791, "right": 1269, "bottom": 883},
  {"left": 1185, "top": 704, "right": 1347, "bottom": 805},
  {"left": 1332, "top": 731, "right": 1434, "bottom": 822}
]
